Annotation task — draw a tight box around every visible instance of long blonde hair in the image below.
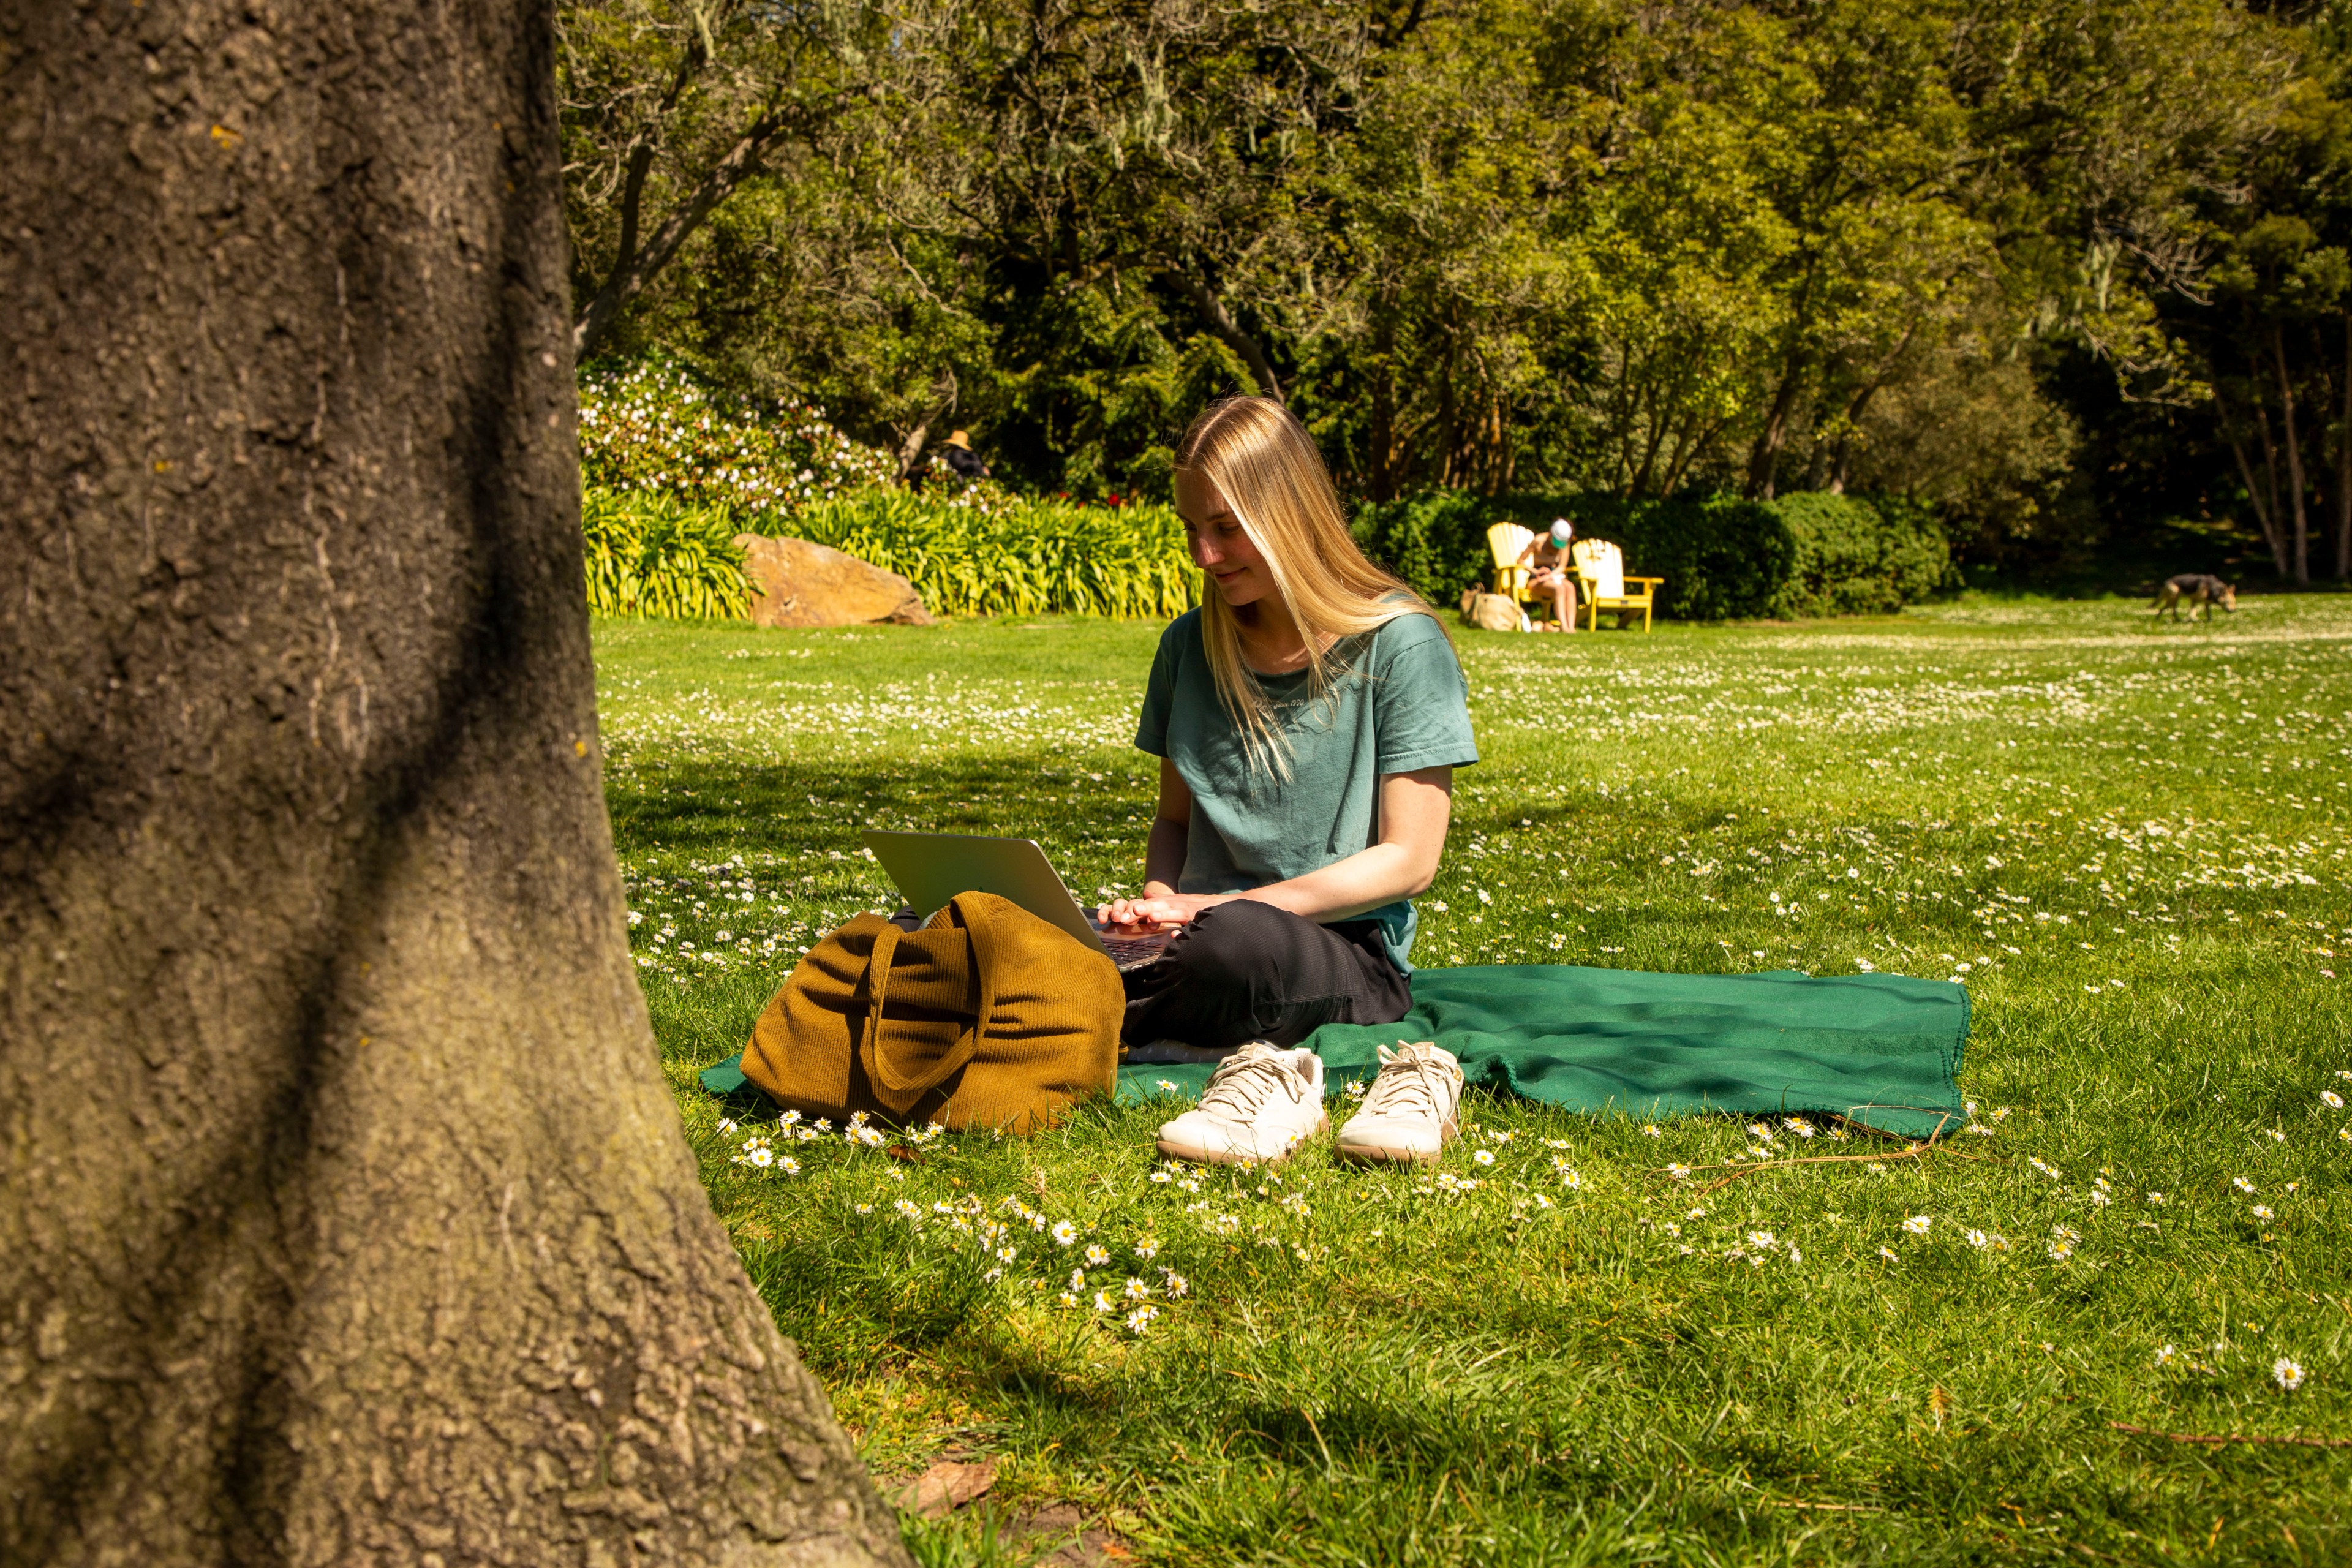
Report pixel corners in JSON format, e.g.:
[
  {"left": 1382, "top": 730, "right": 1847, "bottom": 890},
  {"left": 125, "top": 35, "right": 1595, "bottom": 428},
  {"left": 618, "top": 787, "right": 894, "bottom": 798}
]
[{"left": 1174, "top": 396, "right": 1434, "bottom": 775}]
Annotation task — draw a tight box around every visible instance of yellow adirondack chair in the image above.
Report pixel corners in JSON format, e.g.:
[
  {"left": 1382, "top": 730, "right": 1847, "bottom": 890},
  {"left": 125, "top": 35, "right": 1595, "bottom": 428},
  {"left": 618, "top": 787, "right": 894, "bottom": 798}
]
[
  {"left": 1486, "top": 521, "right": 1572, "bottom": 627},
  {"left": 1570, "top": 539, "right": 1662, "bottom": 631},
  {"left": 1484, "top": 522, "right": 1537, "bottom": 603}
]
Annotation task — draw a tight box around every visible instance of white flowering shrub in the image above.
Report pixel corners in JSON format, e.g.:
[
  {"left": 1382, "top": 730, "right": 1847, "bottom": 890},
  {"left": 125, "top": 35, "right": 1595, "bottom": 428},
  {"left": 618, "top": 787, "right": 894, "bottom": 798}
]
[{"left": 578, "top": 356, "right": 897, "bottom": 511}]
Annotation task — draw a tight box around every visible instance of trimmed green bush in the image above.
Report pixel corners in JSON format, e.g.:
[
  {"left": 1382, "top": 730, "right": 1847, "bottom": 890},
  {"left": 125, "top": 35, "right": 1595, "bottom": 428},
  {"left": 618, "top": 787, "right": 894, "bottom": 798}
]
[
  {"left": 1346, "top": 492, "right": 1498, "bottom": 610},
  {"left": 1354, "top": 489, "right": 1948, "bottom": 621},
  {"left": 1766, "top": 491, "right": 1950, "bottom": 617}
]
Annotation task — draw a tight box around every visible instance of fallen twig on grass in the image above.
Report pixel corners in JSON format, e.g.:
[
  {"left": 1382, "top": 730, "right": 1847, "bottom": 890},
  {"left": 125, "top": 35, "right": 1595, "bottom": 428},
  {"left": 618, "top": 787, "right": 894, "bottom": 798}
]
[
  {"left": 1765, "top": 1499, "right": 1885, "bottom": 1513},
  {"left": 2109, "top": 1421, "right": 2352, "bottom": 1450},
  {"left": 1675, "top": 1141, "right": 2001, "bottom": 1196}
]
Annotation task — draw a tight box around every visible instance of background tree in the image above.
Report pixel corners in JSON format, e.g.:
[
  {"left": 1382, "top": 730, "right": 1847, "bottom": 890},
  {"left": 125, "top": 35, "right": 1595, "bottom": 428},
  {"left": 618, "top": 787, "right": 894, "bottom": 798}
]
[
  {"left": 562, "top": 0, "right": 2352, "bottom": 581},
  {"left": 1, "top": 3, "right": 907, "bottom": 1564},
  {"left": 564, "top": 0, "right": 892, "bottom": 360}
]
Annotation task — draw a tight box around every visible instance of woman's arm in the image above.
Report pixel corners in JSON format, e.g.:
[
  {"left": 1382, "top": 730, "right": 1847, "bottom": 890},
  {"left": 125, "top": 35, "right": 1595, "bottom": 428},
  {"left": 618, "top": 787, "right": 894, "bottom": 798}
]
[
  {"left": 1245, "top": 766, "right": 1452, "bottom": 919},
  {"left": 1099, "top": 765, "right": 1453, "bottom": 928}
]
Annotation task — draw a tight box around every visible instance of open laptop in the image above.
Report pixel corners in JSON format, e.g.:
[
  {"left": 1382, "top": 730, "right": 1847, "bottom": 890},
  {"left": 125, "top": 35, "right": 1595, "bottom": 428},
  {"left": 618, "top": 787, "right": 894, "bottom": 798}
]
[{"left": 861, "top": 831, "right": 1175, "bottom": 971}]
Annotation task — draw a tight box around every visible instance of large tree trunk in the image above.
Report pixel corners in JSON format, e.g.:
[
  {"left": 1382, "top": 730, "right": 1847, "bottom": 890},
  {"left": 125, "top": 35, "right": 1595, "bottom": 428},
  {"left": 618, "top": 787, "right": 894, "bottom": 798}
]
[
  {"left": 2215, "top": 385, "right": 2290, "bottom": 576},
  {"left": 1744, "top": 356, "right": 1805, "bottom": 501},
  {"left": 2339, "top": 316, "right": 2351, "bottom": 581},
  {"left": 2248, "top": 388, "right": 2294, "bottom": 578},
  {"left": 2226, "top": 432, "right": 2291, "bottom": 576},
  {"left": 0, "top": 6, "right": 908, "bottom": 1566},
  {"left": 2272, "top": 325, "right": 2312, "bottom": 585},
  {"left": 1369, "top": 298, "right": 1399, "bottom": 502}
]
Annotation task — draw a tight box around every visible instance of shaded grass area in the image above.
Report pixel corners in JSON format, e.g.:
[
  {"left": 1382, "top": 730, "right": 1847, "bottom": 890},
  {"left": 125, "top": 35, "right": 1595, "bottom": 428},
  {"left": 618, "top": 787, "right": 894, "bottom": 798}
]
[{"left": 595, "top": 598, "right": 2352, "bottom": 1564}]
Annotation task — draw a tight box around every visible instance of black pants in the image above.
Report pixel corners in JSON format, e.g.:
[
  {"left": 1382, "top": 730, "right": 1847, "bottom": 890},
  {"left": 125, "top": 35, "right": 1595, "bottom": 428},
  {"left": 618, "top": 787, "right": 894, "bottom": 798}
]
[{"left": 1121, "top": 900, "right": 1413, "bottom": 1050}]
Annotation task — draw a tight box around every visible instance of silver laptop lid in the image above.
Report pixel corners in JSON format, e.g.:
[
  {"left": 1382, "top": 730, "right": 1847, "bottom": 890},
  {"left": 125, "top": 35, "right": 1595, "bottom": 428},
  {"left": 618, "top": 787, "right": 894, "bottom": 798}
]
[{"left": 861, "top": 831, "right": 1108, "bottom": 954}]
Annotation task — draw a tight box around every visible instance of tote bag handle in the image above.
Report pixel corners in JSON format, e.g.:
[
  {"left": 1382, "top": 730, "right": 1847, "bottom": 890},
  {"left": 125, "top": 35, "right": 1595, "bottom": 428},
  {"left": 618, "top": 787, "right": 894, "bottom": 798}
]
[{"left": 858, "top": 894, "right": 1000, "bottom": 1099}]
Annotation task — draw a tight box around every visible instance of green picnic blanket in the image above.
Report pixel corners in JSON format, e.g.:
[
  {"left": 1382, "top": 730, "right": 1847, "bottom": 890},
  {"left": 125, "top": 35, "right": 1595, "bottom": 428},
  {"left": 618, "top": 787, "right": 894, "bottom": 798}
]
[
  {"left": 1119, "top": 964, "right": 1967, "bottom": 1140},
  {"left": 700, "top": 963, "right": 1967, "bottom": 1140}
]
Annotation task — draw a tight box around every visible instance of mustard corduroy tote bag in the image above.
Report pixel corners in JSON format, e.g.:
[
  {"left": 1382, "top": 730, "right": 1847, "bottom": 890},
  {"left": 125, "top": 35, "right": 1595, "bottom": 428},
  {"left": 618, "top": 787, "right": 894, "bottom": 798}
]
[{"left": 740, "top": 891, "right": 1122, "bottom": 1133}]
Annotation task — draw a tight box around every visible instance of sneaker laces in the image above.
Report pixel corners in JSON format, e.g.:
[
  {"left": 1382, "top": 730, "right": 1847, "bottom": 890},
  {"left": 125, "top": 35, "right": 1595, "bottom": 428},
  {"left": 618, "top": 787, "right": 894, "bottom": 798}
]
[
  {"left": 1359, "top": 1044, "right": 1453, "bottom": 1120},
  {"left": 1196, "top": 1046, "right": 1300, "bottom": 1120}
]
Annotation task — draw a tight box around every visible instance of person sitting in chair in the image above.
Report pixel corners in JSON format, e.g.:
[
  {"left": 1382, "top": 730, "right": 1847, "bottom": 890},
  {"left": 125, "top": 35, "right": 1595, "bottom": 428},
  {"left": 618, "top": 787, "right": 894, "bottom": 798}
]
[{"left": 1515, "top": 518, "right": 1579, "bottom": 631}]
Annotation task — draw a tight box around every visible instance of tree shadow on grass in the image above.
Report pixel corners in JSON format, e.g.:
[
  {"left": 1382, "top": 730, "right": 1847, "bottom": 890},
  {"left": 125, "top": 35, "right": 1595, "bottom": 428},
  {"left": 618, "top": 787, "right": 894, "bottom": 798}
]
[{"left": 609, "top": 750, "right": 1153, "bottom": 853}]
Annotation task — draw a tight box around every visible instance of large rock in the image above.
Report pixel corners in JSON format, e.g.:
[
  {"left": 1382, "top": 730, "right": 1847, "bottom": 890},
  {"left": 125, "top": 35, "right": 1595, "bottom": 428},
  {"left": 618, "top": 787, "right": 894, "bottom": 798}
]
[{"left": 735, "top": 533, "right": 933, "bottom": 628}]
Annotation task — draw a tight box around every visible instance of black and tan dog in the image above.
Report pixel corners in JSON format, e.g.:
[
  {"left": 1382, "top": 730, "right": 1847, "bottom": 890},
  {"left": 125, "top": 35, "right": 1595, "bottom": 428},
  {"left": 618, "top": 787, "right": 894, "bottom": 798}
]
[{"left": 2151, "top": 573, "right": 2236, "bottom": 622}]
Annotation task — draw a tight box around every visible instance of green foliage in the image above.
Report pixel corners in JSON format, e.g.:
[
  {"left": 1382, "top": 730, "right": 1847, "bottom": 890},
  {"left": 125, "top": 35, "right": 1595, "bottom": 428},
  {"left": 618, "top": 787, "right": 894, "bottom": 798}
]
[
  {"left": 1347, "top": 491, "right": 1499, "bottom": 610},
  {"left": 559, "top": 0, "right": 2286, "bottom": 543},
  {"left": 1355, "top": 489, "right": 1949, "bottom": 621},
  {"left": 580, "top": 489, "right": 750, "bottom": 620},
  {"left": 1768, "top": 492, "right": 1954, "bottom": 617},
  {"left": 765, "top": 492, "right": 1199, "bottom": 620}
]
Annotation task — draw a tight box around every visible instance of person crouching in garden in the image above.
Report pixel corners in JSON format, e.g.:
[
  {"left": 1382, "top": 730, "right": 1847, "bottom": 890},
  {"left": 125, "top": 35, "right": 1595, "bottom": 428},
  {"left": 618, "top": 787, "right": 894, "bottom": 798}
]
[{"left": 1095, "top": 396, "right": 1479, "bottom": 1168}]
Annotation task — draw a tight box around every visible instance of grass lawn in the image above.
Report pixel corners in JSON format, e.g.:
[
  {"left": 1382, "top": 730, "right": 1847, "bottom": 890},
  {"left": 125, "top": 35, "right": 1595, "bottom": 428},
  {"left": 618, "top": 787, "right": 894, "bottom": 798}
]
[{"left": 594, "top": 595, "right": 2352, "bottom": 1566}]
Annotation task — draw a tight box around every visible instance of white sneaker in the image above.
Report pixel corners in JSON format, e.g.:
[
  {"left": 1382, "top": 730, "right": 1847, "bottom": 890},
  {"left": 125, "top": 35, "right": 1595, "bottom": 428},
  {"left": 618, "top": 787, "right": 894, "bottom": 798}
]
[
  {"left": 1155, "top": 1043, "right": 1328, "bottom": 1166},
  {"left": 1335, "top": 1042, "right": 1463, "bottom": 1165}
]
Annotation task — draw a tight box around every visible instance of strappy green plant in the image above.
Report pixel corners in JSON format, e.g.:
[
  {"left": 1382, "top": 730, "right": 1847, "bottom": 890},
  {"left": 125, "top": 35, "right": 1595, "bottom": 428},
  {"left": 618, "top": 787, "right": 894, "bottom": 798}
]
[
  {"left": 581, "top": 484, "right": 1198, "bottom": 622},
  {"left": 580, "top": 489, "right": 751, "bottom": 621}
]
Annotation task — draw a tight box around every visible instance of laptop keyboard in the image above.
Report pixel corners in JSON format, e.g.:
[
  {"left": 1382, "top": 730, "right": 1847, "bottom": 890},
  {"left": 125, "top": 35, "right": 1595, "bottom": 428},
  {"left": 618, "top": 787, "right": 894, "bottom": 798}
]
[{"left": 1099, "top": 932, "right": 1173, "bottom": 970}]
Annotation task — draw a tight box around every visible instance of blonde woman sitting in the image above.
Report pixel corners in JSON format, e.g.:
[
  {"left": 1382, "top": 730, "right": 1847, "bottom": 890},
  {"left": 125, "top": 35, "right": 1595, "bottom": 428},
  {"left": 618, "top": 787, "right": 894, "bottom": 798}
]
[{"left": 1097, "top": 397, "right": 1479, "bottom": 1166}]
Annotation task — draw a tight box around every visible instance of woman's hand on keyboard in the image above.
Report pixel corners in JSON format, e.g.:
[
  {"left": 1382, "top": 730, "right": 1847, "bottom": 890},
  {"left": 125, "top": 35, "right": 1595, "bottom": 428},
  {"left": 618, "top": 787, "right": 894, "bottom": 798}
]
[{"left": 1096, "top": 892, "right": 1231, "bottom": 930}]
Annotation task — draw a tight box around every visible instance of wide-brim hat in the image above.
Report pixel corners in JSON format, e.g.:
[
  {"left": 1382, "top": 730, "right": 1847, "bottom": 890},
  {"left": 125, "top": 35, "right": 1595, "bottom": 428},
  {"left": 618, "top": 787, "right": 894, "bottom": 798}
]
[{"left": 943, "top": 430, "right": 973, "bottom": 451}]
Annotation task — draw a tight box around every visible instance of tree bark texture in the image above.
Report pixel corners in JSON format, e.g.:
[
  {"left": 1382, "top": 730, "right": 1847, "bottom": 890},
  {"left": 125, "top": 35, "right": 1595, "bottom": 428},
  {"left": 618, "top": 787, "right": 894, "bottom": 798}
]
[
  {"left": 0, "top": 6, "right": 908, "bottom": 1566},
  {"left": 2239, "top": 386, "right": 2294, "bottom": 578},
  {"left": 2338, "top": 317, "right": 2351, "bottom": 581},
  {"left": 2271, "top": 326, "right": 2311, "bottom": 585},
  {"left": 1744, "top": 361, "right": 1803, "bottom": 502}
]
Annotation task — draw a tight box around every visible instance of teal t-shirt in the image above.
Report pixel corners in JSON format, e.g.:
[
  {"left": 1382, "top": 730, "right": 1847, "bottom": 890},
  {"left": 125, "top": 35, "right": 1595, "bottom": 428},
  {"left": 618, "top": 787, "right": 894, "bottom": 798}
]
[{"left": 1134, "top": 606, "right": 1479, "bottom": 973}]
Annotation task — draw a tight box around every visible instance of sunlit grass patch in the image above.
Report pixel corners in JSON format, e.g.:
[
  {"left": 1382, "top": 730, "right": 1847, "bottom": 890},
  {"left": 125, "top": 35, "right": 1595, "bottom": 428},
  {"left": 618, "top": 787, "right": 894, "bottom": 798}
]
[{"left": 600, "top": 594, "right": 2352, "bottom": 1562}]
